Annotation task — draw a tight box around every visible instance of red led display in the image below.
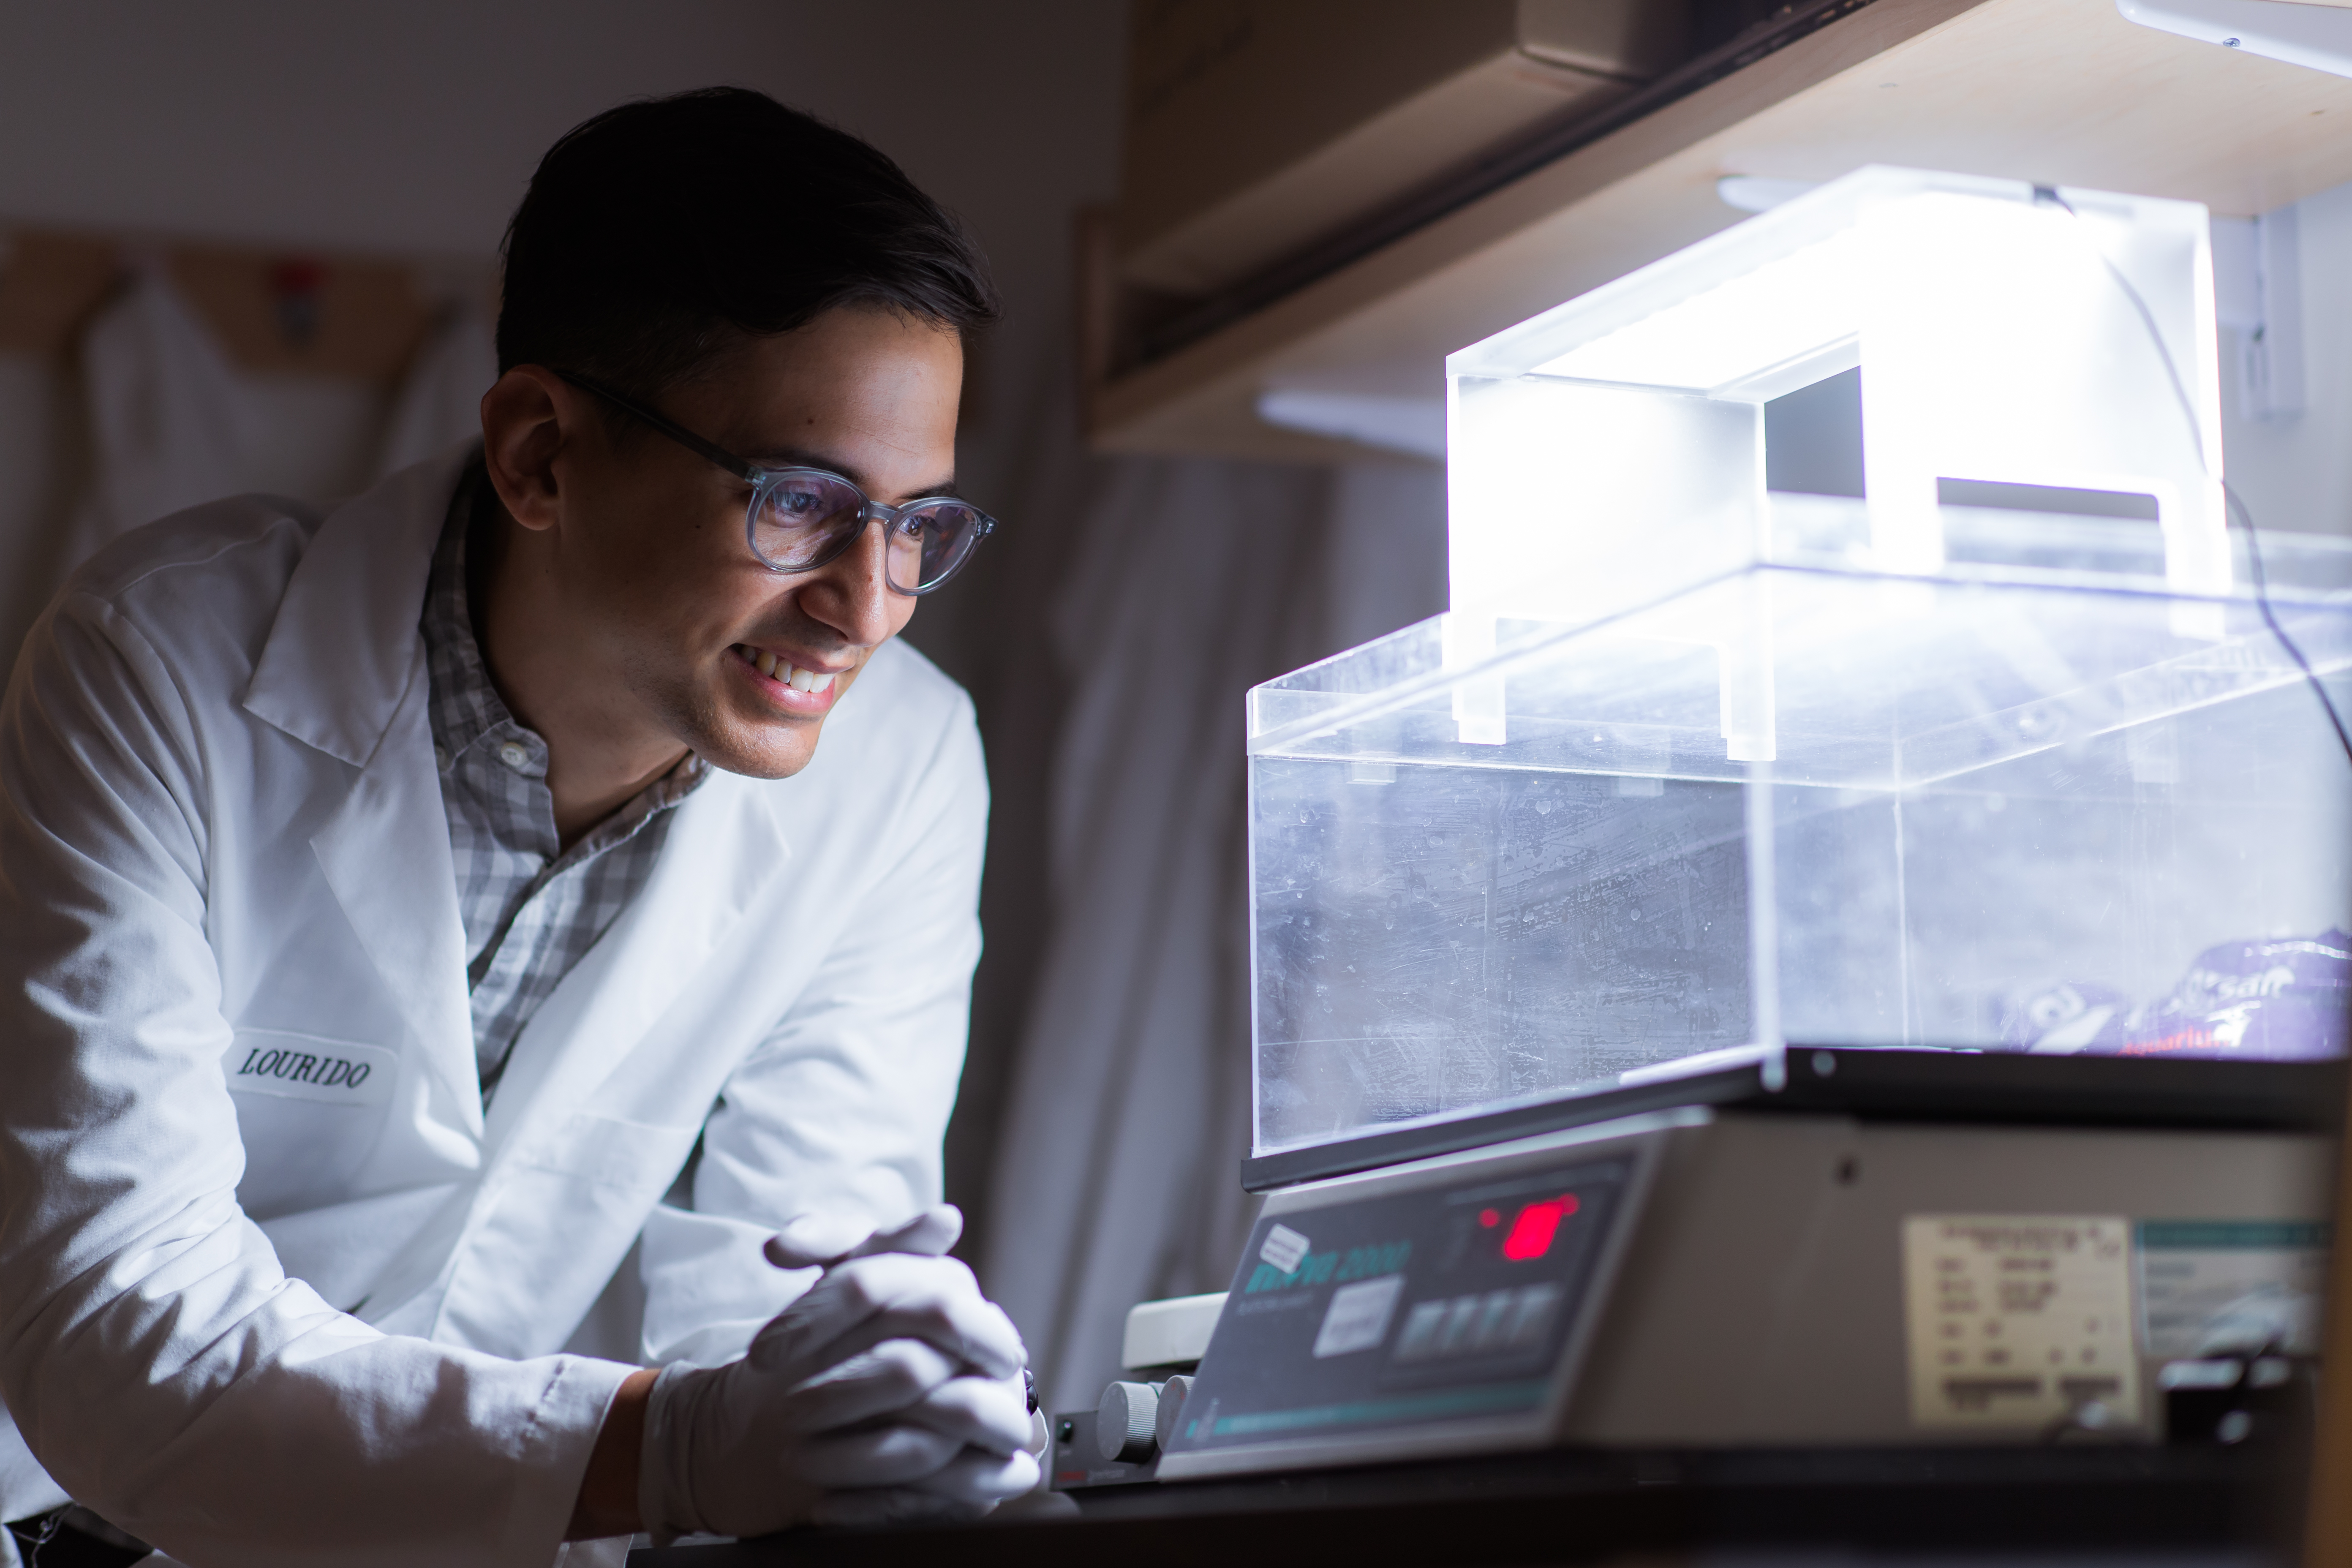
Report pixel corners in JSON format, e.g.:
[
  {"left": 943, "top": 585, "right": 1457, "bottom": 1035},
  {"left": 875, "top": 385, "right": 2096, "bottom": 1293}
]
[{"left": 1501, "top": 1194, "right": 1579, "bottom": 1261}]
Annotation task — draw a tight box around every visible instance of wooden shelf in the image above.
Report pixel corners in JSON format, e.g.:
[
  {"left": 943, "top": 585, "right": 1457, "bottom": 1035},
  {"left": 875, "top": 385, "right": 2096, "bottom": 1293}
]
[{"left": 1085, "top": 0, "right": 2352, "bottom": 462}]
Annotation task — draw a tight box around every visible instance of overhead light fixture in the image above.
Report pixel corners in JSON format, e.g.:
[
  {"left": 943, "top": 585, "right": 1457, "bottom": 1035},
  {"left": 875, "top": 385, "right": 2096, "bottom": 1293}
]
[{"left": 1447, "top": 167, "right": 2228, "bottom": 634}]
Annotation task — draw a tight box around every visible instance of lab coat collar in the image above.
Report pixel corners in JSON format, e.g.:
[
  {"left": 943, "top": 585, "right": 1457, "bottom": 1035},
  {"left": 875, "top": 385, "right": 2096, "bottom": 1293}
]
[{"left": 244, "top": 444, "right": 474, "bottom": 767}]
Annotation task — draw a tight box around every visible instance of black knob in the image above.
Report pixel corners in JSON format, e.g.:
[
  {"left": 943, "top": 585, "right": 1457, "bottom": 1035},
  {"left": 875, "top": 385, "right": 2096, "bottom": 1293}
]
[{"left": 1095, "top": 1380, "right": 1160, "bottom": 1464}]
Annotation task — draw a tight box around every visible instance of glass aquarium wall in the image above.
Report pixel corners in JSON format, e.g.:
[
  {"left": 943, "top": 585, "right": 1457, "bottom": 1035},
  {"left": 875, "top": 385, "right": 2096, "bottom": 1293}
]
[{"left": 1247, "top": 534, "right": 2352, "bottom": 1157}]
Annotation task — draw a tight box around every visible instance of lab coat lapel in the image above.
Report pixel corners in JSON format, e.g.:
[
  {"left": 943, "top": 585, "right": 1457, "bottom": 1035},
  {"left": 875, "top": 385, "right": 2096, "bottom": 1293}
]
[
  {"left": 245, "top": 446, "right": 485, "bottom": 1130},
  {"left": 306, "top": 683, "right": 483, "bottom": 1134},
  {"left": 482, "top": 771, "right": 792, "bottom": 1149}
]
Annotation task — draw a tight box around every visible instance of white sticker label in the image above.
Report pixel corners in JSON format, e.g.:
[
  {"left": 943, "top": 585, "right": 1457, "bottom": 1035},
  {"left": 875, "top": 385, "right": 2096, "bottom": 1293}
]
[
  {"left": 224, "top": 1030, "right": 396, "bottom": 1105},
  {"left": 2137, "top": 1221, "right": 2328, "bottom": 1358},
  {"left": 1902, "top": 1214, "right": 2138, "bottom": 1429},
  {"left": 1260, "top": 1222, "right": 1311, "bottom": 1275},
  {"left": 1313, "top": 1274, "right": 1405, "bottom": 1359}
]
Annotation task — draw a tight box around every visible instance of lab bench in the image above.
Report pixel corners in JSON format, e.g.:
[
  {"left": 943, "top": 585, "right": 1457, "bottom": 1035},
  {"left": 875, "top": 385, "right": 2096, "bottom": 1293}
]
[{"left": 626, "top": 1443, "right": 2300, "bottom": 1565}]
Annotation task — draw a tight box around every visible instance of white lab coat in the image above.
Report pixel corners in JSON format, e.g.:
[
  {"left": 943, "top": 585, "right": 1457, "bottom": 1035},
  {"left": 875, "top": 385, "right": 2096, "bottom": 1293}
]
[{"left": 0, "top": 446, "right": 987, "bottom": 1566}]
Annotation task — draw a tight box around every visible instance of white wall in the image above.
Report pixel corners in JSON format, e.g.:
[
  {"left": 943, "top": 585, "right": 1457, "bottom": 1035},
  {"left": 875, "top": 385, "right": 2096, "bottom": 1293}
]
[
  {"left": 2220, "top": 178, "right": 2352, "bottom": 538},
  {"left": 0, "top": 3, "right": 1115, "bottom": 265}
]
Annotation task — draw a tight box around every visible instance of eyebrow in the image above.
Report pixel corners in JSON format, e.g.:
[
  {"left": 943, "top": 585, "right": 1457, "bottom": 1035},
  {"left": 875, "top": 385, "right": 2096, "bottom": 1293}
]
[{"left": 737, "top": 443, "right": 961, "bottom": 503}]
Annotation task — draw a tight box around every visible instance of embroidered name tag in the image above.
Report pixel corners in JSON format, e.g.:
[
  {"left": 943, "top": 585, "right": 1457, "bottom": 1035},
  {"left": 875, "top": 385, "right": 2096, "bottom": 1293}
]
[{"left": 225, "top": 1030, "right": 397, "bottom": 1106}]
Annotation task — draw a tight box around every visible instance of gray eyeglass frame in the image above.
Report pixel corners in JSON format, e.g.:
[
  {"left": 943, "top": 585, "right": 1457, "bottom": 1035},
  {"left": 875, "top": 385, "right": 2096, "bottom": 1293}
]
[{"left": 553, "top": 369, "right": 996, "bottom": 596}]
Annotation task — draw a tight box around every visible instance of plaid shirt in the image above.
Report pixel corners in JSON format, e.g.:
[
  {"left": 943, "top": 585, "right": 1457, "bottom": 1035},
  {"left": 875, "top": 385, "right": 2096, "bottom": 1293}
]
[{"left": 422, "top": 467, "right": 708, "bottom": 1098}]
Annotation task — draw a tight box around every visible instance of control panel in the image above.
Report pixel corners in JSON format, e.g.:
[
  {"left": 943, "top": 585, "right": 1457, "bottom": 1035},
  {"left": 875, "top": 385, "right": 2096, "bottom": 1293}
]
[{"left": 1155, "top": 1129, "right": 1652, "bottom": 1479}]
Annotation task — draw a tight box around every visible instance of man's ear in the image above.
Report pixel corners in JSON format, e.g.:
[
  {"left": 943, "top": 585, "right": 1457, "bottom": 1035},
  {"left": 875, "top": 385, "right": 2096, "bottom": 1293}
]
[{"left": 479, "top": 367, "right": 580, "bottom": 534}]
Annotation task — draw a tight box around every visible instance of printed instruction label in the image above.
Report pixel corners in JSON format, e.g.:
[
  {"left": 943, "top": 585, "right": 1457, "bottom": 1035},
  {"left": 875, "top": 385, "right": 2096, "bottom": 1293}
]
[
  {"left": 1902, "top": 1214, "right": 2138, "bottom": 1429},
  {"left": 2137, "top": 1220, "right": 2327, "bottom": 1359}
]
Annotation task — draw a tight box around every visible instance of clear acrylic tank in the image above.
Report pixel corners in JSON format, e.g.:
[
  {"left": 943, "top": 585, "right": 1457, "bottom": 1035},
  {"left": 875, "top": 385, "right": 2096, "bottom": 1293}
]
[{"left": 1247, "top": 167, "right": 2352, "bottom": 1162}]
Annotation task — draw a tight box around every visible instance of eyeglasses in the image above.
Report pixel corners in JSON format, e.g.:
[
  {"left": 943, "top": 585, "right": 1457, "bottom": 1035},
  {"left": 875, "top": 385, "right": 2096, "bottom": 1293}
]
[{"left": 554, "top": 370, "right": 996, "bottom": 596}]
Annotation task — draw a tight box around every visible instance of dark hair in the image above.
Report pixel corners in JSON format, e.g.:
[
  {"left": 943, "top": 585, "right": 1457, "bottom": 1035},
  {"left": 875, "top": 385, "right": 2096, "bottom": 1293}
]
[{"left": 496, "top": 87, "right": 999, "bottom": 397}]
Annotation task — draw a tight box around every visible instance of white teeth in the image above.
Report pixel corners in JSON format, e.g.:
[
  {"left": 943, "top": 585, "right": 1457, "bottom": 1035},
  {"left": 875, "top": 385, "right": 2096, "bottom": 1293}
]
[{"left": 741, "top": 646, "right": 836, "bottom": 696}]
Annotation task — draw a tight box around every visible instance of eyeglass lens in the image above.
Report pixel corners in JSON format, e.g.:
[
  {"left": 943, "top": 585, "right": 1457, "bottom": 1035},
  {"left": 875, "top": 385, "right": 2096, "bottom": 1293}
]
[{"left": 748, "top": 473, "right": 985, "bottom": 593}]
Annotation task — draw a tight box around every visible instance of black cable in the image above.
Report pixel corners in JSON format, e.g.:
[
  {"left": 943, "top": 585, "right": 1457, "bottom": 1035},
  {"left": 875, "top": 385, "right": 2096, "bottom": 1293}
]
[
  {"left": 2033, "top": 184, "right": 2352, "bottom": 768},
  {"left": 2230, "top": 481, "right": 2352, "bottom": 762}
]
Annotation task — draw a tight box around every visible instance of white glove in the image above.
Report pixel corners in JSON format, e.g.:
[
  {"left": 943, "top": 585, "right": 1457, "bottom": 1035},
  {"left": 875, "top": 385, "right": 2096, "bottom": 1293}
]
[
  {"left": 754, "top": 1203, "right": 1044, "bottom": 1525},
  {"left": 764, "top": 1202, "right": 964, "bottom": 1268},
  {"left": 637, "top": 1251, "right": 1038, "bottom": 1539}
]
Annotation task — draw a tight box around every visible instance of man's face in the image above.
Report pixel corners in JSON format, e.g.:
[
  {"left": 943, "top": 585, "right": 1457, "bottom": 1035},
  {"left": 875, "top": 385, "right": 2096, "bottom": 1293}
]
[{"left": 547, "top": 306, "right": 961, "bottom": 779}]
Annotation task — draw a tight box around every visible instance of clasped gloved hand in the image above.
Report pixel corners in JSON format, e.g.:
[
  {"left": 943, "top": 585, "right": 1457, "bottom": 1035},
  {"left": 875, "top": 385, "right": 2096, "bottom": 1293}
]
[
  {"left": 638, "top": 1208, "right": 1039, "bottom": 1540},
  {"left": 763, "top": 1202, "right": 967, "bottom": 1270}
]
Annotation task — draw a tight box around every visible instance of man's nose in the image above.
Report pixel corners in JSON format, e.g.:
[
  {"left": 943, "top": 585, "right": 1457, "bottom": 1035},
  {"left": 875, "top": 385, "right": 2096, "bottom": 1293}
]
[{"left": 804, "top": 517, "right": 901, "bottom": 646}]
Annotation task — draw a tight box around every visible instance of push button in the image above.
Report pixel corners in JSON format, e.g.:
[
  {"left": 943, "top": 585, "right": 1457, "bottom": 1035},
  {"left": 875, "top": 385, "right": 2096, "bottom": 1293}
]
[
  {"left": 1391, "top": 1283, "right": 1565, "bottom": 1363},
  {"left": 1505, "top": 1282, "right": 1564, "bottom": 1349},
  {"left": 1394, "top": 1301, "right": 1448, "bottom": 1361},
  {"left": 1435, "top": 1296, "right": 1482, "bottom": 1356},
  {"left": 1468, "top": 1290, "right": 1517, "bottom": 1353}
]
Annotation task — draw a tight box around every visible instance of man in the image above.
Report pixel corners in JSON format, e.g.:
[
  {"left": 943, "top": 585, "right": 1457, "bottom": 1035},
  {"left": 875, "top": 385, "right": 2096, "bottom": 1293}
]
[{"left": 0, "top": 89, "right": 1036, "bottom": 1565}]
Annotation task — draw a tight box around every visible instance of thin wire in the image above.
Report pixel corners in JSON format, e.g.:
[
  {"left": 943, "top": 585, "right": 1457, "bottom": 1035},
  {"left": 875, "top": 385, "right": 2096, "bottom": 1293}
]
[
  {"left": 2033, "top": 185, "right": 2352, "bottom": 768},
  {"left": 2232, "top": 481, "right": 2352, "bottom": 760},
  {"left": 14, "top": 1511, "right": 60, "bottom": 1568}
]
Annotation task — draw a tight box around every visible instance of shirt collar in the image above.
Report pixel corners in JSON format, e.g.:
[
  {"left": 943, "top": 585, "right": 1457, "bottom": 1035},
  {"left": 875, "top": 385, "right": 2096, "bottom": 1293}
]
[
  {"left": 420, "top": 462, "right": 711, "bottom": 805},
  {"left": 421, "top": 464, "right": 515, "bottom": 772}
]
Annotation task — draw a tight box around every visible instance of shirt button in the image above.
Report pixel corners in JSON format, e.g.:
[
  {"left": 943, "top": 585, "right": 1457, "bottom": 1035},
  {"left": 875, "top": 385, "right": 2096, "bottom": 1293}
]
[{"left": 498, "top": 742, "right": 530, "bottom": 770}]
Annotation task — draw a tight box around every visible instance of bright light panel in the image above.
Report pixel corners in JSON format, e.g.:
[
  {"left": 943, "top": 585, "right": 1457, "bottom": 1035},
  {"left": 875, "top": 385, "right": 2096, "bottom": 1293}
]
[
  {"left": 1460, "top": 171, "right": 2226, "bottom": 610},
  {"left": 1530, "top": 229, "right": 1868, "bottom": 394}
]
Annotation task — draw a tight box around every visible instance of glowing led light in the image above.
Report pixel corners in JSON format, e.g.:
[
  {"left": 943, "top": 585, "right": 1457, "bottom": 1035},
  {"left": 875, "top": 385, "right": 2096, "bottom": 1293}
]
[
  {"left": 1479, "top": 1208, "right": 1500, "bottom": 1228},
  {"left": 1502, "top": 1194, "right": 1581, "bottom": 1261}
]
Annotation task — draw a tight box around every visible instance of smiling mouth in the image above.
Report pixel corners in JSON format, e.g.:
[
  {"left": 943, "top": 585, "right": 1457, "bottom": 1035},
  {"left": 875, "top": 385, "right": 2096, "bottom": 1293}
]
[{"left": 732, "top": 643, "right": 839, "bottom": 694}]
